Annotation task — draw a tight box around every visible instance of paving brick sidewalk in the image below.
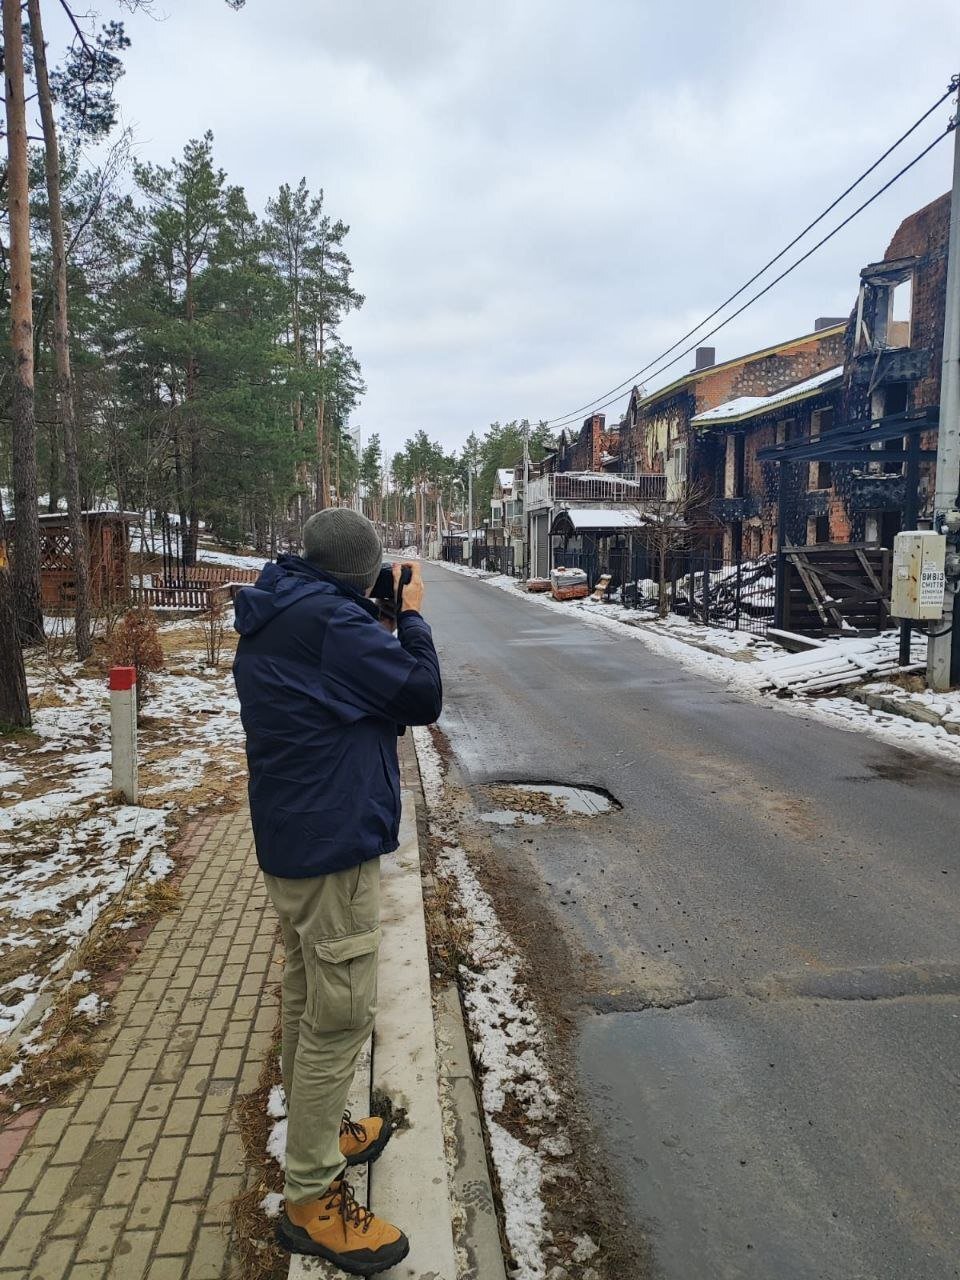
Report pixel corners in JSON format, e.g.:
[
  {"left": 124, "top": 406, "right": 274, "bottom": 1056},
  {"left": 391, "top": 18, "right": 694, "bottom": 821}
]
[{"left": 0, "top": 808, "right": 282, "bottom": 1280}]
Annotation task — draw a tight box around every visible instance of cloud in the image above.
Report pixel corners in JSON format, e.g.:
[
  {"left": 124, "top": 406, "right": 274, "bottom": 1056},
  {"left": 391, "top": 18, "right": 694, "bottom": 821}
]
[{"left": 46, "top": 0, "right": 960, "bottom": 454}]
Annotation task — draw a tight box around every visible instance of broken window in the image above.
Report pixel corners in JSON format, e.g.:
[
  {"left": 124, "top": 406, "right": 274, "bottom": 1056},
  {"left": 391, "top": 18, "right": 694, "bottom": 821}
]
[
  {"left": 807, "top": 514, "right": 831, "bottom": 545},
  {"left": 855, "top": 259, "right": 916, "bottom": 353},
  {"left": 732, "top": 434, "right": 745, "bottom": 498},
  {"left": 867, "top": 384, "right": 909, "bottom": 475},
  {"left": 807, "top": 408, "right": 835, "bottom": 491},
  {"left": 776, "top": 418, "right": 797, "bottom": 446},
  {"left": 667, "top": 442, "right": 687, "bottom": 503}
]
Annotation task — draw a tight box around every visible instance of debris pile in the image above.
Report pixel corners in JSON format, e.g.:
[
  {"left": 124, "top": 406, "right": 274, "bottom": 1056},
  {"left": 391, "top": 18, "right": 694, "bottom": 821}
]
[
  {"left": 757, "top": 633, "right": 924, "bottom": 696},
  {"left": 550, "top": 567, "right": 589, "bottom": 601}
]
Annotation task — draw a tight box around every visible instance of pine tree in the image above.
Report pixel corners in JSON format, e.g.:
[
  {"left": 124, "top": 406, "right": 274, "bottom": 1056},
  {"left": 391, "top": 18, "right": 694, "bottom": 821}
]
[{"left": 3, "top": 0, "right": 44, "bottom": 645}]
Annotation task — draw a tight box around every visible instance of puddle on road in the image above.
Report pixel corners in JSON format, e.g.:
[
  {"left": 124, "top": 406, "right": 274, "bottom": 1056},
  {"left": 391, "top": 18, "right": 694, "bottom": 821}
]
[
  {"left": 479, "top": 781, "right": 620, "bottom": 825},
  {"left": 480, "top": 808, "right": 548, "bottom": 827}
]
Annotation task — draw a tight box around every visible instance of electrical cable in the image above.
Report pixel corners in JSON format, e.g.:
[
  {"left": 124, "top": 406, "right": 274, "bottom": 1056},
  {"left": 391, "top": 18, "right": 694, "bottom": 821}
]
[
  {"left": 544, "top": 78, "right": 960, "bottom": 429},
  {"left": 547, "top": 120, "right": 957, "bottom": 430}
]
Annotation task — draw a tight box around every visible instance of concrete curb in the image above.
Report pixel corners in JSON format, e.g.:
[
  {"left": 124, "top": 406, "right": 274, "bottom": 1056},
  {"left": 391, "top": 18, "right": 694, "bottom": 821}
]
[{"left": 291, "top": 789, "right": 503, "bottom": 1280}]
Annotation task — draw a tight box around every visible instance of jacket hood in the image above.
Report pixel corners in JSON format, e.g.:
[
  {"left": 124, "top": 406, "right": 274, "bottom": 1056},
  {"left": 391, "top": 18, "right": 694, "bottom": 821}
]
[{"left": 233, "top": 554, "right": 376, "bottom": 637}]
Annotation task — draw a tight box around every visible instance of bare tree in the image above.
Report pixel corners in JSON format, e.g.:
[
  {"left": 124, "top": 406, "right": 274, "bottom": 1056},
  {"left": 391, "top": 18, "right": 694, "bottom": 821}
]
[
  {"left": 633, "top": 476, "right": 716, "bottom": 619},
  {"left": 3, "top": 0, "right": 44, "bottom": 645},
  {"left": 28, "top": 0, "right": 92, "bottom": 659}
]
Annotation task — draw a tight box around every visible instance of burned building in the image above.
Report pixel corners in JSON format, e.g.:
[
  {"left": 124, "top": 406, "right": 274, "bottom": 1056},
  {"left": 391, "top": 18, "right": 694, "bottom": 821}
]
[
  {"left": 696, "top": 192, "right": 951, "bottom": 561},
  {"left": 621, "top": 326, "right": 846, "bottom": 552}
]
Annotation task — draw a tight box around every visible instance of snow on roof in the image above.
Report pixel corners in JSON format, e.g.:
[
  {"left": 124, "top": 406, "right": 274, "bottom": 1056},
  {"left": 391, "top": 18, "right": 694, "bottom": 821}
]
[
  {"left": 554, "top": 507, "right": 647, "bottom": 531},
  {"left": 496, "top": 468, "right": 515, "bottom": 490},
  {"left": 691, "top": 366, "right": 843, "bottom": 427}
]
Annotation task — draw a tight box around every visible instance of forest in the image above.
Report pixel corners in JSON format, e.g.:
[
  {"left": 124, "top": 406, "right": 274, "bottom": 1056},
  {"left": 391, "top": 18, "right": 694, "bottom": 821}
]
[{"left": 0, "top": 0, "right": 554, "bottom": 724}]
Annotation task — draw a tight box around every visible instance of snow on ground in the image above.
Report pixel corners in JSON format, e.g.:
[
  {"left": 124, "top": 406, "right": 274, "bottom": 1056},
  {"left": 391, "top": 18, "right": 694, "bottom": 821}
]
[
  {"left": 414, "top": 726, "right": 583, "bottom": 1280},
  {"left": 0, "top": 619, "right": 245, "bottom": 1040},
  {"left": 432, "top": 560, "right": 960, "bottom": 767},
  {"left": 196, "top": 547, "right": 270, "bottom": 572}
]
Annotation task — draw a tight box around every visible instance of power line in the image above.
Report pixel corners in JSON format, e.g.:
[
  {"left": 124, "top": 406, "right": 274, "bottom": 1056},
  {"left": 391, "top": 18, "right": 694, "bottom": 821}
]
[
  {"left": 545, "top": 79, "right": 960, "bottom": 430},
  {"left": 549, "top": 122, "right": 956, "bottom": 429}
]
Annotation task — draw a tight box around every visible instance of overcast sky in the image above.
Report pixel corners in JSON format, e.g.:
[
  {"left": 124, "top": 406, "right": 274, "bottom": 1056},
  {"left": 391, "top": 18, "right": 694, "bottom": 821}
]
[{"left": 51, "top": 1, "right": 960, "bottom": 457}]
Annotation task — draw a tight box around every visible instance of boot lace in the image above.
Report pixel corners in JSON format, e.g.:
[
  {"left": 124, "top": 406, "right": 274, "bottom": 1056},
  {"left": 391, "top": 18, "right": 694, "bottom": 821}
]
[
  {"left": 325, "top": 1176, "right": 374, "bottom": 1234},
  {"left": 340, "top": 1110, "right": 367, "bottom": 1144}
]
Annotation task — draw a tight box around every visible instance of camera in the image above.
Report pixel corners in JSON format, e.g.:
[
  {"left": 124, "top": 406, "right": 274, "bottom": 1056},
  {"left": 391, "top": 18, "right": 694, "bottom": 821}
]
[{"left": 372, "top": 562, "right": 413, "bottom": 615}]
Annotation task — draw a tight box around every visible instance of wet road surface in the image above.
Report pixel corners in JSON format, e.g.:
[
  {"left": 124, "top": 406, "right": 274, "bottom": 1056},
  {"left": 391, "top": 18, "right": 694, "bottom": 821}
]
[{"left": 423, "top": 563, "right": 960, "bottom": 1280}]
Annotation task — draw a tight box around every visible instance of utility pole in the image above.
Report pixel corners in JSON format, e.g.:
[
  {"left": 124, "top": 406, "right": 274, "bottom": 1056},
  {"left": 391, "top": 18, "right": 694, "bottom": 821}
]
[
  {"left": 523, "top": 421, "right": 531, "bottom": 577},
  {"left": 928, "top": 87, "right": 960, "bottom": 690},
  {"left": 467, "top": 465, "right": 474, "bottom": 568}
]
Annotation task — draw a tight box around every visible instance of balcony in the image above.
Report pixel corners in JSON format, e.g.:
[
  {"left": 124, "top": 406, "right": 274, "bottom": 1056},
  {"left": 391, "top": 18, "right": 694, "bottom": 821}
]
[{"left": 524, "top": 471, "right": 667, "bottom": 511}]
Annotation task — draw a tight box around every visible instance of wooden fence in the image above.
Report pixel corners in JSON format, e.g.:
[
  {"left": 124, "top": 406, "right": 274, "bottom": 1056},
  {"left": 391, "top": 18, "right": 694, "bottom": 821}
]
[{"left": 777, "top": 544, "right": 892, "bottom": 636}]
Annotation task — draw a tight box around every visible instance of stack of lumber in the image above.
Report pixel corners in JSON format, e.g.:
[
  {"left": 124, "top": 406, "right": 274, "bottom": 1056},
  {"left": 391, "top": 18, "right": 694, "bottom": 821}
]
[{"left": 757, "top": 634, "right": 924, "bottom": 696}]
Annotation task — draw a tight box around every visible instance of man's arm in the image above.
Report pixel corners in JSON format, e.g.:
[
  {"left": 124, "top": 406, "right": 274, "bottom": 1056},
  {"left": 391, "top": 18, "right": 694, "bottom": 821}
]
[
  {"left": 383, "top": 609, "right": 442, "bottom": 725},
  {"left": 320, "top": 563, "right": 442, "bottom": 726}
]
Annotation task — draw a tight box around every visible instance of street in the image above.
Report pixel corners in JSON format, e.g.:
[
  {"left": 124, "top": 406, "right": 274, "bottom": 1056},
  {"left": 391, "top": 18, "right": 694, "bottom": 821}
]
[{"left": 423, "top": 562, "right": 960, "bottom": 1280}]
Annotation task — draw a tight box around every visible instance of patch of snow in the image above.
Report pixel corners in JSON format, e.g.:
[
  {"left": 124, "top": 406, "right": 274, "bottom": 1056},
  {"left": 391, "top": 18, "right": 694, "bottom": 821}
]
[
  {"left": 198, "top": 548, "right": 269, "bottom": 572},
  {"left": 266, "top": 1117, "right": 287, "bottom": 1167},
  {"left": 74, "top": 992, "right": 103, "bottom": 1020},
  {"left": 260, "top": 1191, "right": 284, "bottom": 1219},
  {"left": 267, "top": 1083, "right": 286, "bottom": 1119}
]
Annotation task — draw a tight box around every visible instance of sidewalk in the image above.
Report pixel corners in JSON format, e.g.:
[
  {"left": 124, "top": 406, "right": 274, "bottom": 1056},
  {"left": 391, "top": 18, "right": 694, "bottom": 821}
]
[
  {"left": 0, "top": 744, "right": 500, "bottom": 1280},
  {"left": 0, "top": 809, "right": 281, "bottom": 1279}
]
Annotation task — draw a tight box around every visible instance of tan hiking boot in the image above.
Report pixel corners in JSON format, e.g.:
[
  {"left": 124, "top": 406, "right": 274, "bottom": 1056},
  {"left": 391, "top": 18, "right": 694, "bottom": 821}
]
[
  {"left": 277, "top": 1178, "right": 409, "bottom": 1276},
  {"left": 340, "top": 1111, "right": 394, "bottom": 1167}
]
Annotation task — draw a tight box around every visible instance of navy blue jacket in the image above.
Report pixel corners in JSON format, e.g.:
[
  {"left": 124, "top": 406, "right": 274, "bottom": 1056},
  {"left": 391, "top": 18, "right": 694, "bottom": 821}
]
[{"left": 232, "top": 555, "right": 442, "bottom": 879}]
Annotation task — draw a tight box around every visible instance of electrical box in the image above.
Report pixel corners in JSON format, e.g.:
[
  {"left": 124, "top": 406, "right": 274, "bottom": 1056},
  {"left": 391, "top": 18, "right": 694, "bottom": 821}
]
[{"left": 890, "top": 531, "right": 946, "bottom": 620}]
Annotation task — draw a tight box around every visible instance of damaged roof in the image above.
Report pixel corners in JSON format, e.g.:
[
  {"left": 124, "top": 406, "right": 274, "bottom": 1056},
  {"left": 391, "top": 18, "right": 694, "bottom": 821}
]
[{"left": 691, "top": 365, "right": 843, "bottom": 427}]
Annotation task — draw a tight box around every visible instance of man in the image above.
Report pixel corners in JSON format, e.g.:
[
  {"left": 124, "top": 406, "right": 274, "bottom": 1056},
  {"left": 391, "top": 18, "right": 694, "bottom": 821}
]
[{"left": 233, "top": 509, "right": 442, "bottom": 1276}]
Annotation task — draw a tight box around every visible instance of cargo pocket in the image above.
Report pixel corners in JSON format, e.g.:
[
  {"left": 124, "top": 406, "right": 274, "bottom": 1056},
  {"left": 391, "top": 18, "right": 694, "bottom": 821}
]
[{"left": 311, "top": 926, "right": 381, "bottom": 1031}]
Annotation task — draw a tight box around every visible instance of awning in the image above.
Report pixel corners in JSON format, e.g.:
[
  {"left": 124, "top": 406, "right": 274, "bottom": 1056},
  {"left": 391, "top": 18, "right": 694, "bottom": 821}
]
[{"left": 549, "top": 508, "right": 647, "bottom": 536}]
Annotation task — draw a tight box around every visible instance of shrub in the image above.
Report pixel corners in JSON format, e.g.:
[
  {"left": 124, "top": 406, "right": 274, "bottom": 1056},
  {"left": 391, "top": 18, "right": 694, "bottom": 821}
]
[{"left": 107, "top": 608, "right": 165, "bottom": 710}]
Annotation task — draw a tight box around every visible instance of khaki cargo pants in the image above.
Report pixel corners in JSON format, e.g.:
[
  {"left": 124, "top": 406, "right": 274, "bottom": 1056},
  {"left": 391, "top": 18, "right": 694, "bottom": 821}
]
[{"left": 263, "top": 857, "right": 381, "bottom": 1203}]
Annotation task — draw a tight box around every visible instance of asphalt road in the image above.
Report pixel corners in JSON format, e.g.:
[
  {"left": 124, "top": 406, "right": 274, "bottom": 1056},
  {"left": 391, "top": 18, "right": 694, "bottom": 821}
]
[{"left": 422, "top": 562, "right": 960, "bottom": 1280}]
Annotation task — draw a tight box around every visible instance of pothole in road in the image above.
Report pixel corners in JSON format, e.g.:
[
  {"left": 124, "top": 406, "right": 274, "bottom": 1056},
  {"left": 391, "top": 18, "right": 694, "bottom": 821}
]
[{"left": 479, "top": 781, "right": 621, "bottom": 825}]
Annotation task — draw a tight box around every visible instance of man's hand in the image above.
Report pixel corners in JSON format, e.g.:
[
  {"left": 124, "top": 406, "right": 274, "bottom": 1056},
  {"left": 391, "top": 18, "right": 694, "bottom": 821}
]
[{"left": 394, "top": 561, "right": 424, "bottom": 614}]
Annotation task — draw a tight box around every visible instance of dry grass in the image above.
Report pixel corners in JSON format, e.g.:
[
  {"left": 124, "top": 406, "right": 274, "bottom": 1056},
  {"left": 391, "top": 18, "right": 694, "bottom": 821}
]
[
  {"left": 886, "top": 672, "right": 927, "bottom": 693},
  {"left": 229, "top": 1005, "right": 287, "bottom": 1280},
  {"left": 0, "top": 873, "right": 181, "bottom": 1120}
]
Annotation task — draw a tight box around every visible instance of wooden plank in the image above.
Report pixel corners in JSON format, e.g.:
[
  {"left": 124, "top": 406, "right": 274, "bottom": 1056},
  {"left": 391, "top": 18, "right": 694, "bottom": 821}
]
[
  {"left": 786, "top": 551, "right": 839, "bottom": 629},
  {"left": 854, "top": 548, "right": 884, "bottom": 595}
]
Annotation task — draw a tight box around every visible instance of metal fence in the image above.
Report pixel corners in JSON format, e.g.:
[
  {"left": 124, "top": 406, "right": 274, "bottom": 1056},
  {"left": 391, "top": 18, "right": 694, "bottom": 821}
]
[
  {"left": 602, "top": 548, "right": 776, "bottom": 636},
  {"left": 470, "top": 543, "right": 516, "bottom": 576}
]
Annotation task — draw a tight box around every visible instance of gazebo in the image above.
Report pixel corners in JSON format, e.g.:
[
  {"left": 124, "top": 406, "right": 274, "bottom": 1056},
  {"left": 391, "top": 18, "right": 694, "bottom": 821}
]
[{"left": 6, "top": 510, "right": 138, "bottom": 611}]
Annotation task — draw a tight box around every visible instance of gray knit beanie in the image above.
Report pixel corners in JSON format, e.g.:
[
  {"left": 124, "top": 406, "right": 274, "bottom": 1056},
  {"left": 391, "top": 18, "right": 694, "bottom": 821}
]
[{"left": 302, "top": 509, "right": 383, "bottom": 593}]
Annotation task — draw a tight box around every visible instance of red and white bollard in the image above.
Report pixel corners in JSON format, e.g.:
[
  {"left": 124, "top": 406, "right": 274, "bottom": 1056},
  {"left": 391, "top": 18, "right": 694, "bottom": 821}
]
[{"left": 109, "top": 666, "right": 139, "bottom": 804}]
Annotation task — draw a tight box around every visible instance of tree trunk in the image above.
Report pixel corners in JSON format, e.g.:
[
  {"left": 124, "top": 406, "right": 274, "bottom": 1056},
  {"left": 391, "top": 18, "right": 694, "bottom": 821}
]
[
  {"left": 319, "top": 403, "right": 332, "bottom": 512},
  {"left": 46, "top": 420, "right": 60, "bottom": 513},
  {"left": 0, "top": 507, "right": 30, "bottom": 727},
  {"left": 658, "top": 541, "right": 669, "bottom": 618},
  {"left": 28, "top": 0, "right": 93, "bottom": 659},
  {"left": 3, "top": 0, "right": 44, "bottom": 645},
  {"left": 172, "top": 420, "right": 189, "bottom": 574}
]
